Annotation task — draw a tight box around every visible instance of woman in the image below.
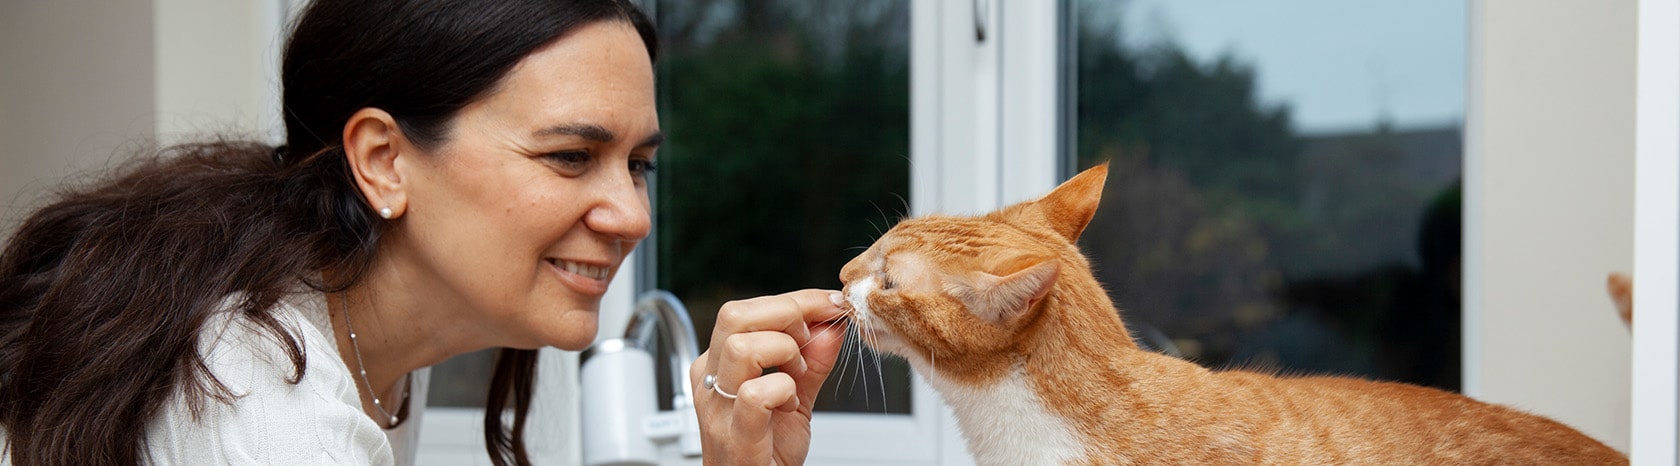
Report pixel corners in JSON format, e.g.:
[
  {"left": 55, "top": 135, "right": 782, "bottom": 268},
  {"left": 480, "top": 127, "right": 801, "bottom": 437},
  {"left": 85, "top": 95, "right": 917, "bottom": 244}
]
[{"left": 0, "top": 0, "right": 845, "bottom": 464}]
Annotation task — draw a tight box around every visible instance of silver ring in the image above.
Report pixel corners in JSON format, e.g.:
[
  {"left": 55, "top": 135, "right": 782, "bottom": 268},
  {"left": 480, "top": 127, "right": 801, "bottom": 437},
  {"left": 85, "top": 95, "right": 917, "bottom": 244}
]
[{"left": 702, "top": 373, "right": 738, "bottom": 400}]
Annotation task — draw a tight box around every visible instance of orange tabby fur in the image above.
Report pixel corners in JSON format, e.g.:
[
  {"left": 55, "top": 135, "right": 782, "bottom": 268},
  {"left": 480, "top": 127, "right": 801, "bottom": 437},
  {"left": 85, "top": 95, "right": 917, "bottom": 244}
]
[
  {"left": 839, "top": 164, "right": 1625, "bottom": 465},
  {"left": 1608, "top": 272, "right": 1632, "bottom": 328}
]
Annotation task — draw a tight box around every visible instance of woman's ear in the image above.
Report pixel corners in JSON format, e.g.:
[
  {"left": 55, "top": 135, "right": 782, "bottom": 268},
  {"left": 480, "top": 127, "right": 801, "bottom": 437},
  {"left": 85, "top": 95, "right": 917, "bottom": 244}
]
[{"left": 342, "top": 107, "right": 409, "bottom": 219}]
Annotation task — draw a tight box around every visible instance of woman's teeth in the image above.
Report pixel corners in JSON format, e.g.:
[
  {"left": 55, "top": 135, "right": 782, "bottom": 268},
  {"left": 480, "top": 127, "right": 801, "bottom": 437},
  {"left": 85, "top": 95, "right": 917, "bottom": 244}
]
[{"left": 559, "top": 260, "right": 609, "bottom": 280}]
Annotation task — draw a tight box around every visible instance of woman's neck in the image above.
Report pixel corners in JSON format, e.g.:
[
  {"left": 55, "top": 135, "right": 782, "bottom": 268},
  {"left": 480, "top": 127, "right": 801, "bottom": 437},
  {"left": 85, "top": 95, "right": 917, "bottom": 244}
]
[{"left": 324, "top": 258, "right": 487, "bottom": 424}]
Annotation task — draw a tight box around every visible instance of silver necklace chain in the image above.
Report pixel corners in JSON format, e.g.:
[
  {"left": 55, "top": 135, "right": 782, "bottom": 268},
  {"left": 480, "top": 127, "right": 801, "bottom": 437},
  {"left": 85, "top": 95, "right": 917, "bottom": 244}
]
[{"left": 340, "top": 294, "right": 410, "bottom": 428}]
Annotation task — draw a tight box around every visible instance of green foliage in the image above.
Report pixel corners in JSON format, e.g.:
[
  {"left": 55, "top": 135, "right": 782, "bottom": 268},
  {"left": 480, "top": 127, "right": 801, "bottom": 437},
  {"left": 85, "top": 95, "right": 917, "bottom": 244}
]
[
  {"left": 653, "top": 0, "right": 913, "bottom": 413},
  {"left": 1068, "top": 4, "right": 1459, "bottom": 388},
  {"left": 653, "top": 0, "right": 909, "bottom": 352},
  {"left": 655, "top": 0, "right": 913, "bottom": 294}
]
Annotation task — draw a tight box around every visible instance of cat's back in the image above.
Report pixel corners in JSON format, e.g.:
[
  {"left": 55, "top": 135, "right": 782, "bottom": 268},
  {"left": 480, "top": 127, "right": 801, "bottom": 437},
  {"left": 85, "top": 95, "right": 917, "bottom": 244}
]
[{"left": 1215, "top": 371, "right": 1626, "bottom": 464}]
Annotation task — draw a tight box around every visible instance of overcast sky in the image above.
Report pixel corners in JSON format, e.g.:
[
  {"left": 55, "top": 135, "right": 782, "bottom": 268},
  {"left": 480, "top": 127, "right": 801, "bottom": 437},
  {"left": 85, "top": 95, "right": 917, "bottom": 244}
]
[{"left": 1115, "top": 0, "right": 1466, "bottom": 135}]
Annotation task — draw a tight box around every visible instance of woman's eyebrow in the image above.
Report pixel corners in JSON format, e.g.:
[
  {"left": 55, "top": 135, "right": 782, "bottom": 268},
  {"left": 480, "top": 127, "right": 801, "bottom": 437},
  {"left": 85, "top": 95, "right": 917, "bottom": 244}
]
[
  {"left": 638, "top": 131, "right": 665, "bottom": 148},
  {"left": 534, "top": 123, "right": 615, "bottom": 142},
  {"left": 534, "top": 123, "right": 663, "bottom": 148}
]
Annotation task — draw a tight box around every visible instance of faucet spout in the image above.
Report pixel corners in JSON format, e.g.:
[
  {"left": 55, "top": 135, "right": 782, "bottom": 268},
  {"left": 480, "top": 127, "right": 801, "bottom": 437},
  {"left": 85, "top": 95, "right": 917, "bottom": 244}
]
[{"left": 623, "top": 290, "right": 702, "bottom": 410}]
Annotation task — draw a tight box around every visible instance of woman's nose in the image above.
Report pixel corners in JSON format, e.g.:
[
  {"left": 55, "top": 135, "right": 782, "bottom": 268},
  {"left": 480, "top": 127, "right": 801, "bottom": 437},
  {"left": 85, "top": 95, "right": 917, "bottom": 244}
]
[{"left": 585, "top": 170, "right": 652, "bottom": 242}]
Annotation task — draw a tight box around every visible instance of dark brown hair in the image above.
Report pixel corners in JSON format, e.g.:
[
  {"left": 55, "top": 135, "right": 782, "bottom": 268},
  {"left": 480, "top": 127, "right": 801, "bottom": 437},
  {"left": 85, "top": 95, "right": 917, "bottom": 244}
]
[{"left": 0, "top": 1, "right": 657, "bottom": 465}]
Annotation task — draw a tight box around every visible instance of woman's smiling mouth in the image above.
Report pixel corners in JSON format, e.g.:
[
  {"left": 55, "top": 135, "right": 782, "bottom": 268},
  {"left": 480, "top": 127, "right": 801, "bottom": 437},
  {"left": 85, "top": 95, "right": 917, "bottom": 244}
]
[
  {"left": 548, "top": 258, "right": 613, "bottom": 295},
  {"left": 558, "top": 259, "right": 609, "bottom": 279}
]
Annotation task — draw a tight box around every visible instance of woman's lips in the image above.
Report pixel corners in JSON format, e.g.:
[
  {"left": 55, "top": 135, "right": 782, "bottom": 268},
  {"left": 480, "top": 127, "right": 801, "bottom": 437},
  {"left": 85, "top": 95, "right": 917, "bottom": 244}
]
[{"left": 547, "top": 258, "right": 612, "bottom": 296}]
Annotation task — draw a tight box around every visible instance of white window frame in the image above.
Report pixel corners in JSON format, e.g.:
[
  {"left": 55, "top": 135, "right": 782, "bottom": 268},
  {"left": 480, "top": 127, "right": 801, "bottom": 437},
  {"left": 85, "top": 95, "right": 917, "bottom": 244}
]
[{"left": 1631, "top": 0, "right": 1680, "bottom": 463}]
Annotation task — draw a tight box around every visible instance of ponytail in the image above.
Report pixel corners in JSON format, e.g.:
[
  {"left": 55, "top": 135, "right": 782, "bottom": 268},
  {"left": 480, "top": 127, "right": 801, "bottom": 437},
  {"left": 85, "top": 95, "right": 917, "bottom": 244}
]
[{"left": 0, "top": 140, "right": 381, "bottom": 465}]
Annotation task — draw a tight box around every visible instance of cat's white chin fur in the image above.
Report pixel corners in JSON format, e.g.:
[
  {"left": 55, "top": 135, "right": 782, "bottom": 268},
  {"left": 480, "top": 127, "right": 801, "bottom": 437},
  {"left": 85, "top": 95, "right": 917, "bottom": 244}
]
[{"left": 848, "top": 277, "right": 1086, "bottom": 465}]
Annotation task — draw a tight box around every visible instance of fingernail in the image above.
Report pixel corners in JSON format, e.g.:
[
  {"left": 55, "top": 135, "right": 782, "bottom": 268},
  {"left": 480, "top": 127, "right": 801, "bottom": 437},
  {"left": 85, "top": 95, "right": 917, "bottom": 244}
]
[{"left": 828, "top": 291, "right": 845, "bottom": 308}]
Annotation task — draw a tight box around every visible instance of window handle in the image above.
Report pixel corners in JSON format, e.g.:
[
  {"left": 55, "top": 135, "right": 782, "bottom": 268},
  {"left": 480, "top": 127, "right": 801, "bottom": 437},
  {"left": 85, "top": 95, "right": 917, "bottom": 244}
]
[{"left": 975, "top": 0, "right": 989, "bottom": 42}]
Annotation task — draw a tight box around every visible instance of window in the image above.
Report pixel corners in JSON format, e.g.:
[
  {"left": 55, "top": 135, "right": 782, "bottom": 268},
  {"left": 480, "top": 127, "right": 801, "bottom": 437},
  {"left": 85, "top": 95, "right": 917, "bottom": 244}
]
[
  {"left": 1068, "top": 0, "right": 1466, "bottom": 390},
  {"left": 418, "top": 1, "right": 1469, "bottom": 464}
]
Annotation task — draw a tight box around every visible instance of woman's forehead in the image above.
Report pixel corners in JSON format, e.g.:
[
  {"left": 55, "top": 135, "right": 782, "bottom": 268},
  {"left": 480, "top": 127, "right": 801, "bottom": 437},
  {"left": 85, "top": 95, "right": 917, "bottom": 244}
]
[{"left": 472, "top": 21, "right": 657, "bottom": 130}]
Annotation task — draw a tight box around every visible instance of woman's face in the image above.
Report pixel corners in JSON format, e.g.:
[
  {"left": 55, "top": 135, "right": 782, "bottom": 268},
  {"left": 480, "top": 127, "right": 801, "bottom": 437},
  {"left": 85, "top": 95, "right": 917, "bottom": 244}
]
[{"left": 391, "top": 20, "right": 658, "bottom": 351}]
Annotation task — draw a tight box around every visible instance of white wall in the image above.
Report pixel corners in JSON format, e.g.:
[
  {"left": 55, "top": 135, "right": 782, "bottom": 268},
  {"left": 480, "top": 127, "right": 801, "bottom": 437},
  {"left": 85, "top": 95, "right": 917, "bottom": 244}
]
[
  {"left": 0, "top": 0, "right": 157, "bottom": 235},
  {"left": 153, "top": 0, "right": 286, "bottom": 145},
  {"left": 0, "top": 0, "right": 282, "bottom": 238},
  {"left": 1466, "top": 0, "right": 1634, "bottom": 453}
]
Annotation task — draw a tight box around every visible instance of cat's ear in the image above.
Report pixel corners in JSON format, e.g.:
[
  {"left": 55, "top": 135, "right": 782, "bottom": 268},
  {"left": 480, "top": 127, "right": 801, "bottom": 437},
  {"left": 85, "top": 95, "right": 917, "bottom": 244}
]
[
  {"left": 1036, "top": 163, "right": 1108, "bottom": 242},
  {"left": 958, "top": 259, "right": 1060, "bottom": 323}
]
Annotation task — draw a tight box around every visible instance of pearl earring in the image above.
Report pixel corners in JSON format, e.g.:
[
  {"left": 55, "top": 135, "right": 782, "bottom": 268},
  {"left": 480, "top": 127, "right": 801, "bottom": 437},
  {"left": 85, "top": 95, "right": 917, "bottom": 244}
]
[{"left": 378, "top": 207, "right": 393, "bottom": 219}]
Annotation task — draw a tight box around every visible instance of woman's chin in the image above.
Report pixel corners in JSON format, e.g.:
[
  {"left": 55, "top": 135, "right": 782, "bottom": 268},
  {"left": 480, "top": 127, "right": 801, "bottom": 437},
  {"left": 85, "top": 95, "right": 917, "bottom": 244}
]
[
  {"left": 543, "top": 312, "right": 599, "bottom": 351},
  {"left": 551, "top": 337, "right": 595, "bottom": 351}
]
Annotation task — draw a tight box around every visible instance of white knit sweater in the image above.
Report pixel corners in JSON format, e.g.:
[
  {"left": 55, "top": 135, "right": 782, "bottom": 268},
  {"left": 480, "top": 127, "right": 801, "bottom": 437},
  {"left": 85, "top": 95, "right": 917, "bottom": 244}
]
[{"left": 3, "top": 291, "right": 430, "bottom": 465}]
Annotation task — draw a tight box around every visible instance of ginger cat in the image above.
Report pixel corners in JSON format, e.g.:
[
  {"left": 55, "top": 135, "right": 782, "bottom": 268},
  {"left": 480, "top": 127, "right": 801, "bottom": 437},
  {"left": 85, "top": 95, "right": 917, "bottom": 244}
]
[{"left": 838, "top": 164, "right": 1625, "bottom": 465}]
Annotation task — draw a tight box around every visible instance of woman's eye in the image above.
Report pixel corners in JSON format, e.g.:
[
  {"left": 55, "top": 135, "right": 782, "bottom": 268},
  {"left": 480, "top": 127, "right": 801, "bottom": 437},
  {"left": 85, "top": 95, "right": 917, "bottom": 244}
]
[
  {"left": 543, "top": 151, "right": 591, "bottom": 169},
  {"left": 629, "top": 158, "right": 658, "bottom": 178}
]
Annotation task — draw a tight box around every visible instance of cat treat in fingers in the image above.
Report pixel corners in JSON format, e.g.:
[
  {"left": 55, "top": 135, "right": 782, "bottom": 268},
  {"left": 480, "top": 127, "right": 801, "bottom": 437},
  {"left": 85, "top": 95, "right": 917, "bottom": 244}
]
[{"left": 838, "top": 164, "right": 1625, "bottom": 465}]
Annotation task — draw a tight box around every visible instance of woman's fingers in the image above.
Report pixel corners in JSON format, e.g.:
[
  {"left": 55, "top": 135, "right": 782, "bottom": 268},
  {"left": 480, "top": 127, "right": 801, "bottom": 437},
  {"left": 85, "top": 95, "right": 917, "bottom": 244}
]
[
  {"left": 709, "top": 290, "right": 844, "bottom": 352},
  {"left": 702, "top": 289, "right": 844, "bottom": 387},
  {"left": 722, "top": 372, "right": 799, "bottom": 459},
  {"left": 690, "top": 351, "right": 712, "bottom": 399},
  {"left": 793, "top": 319, "right": 849, "bottom": 406},
  {"left": 692, "top": 288, "right": 847, "bottom": 464},
  {"left": 710, "top": 331, "right": 805, "bottom": 396},
  {"left": 737, "top": 371, "right": 800, "bottom": 414}
]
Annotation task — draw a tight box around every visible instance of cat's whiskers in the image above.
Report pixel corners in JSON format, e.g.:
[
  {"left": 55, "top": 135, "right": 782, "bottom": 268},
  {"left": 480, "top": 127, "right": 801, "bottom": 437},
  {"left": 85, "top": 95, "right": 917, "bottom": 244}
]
[
  {"left": 887, "top": 192, "right": 909, "bottom": 221},
  {"left": 866, "top": 201, "right": 893, "bottom": 239},
  {"left": 832, "top": 318, "right": 873, "bottom": 408},
  {"left": 807, "top": 304, "right": 879, "bottom": 408},
  {"left": 833, "top": 296, "right": 892, "bottom": 410},
  {"left": 845, "top": 323, "right": 870, "bottom": 408},
  {"left": 880, "top": 326, "right": 893, "bottom": 407},
  {"left": 814, "top": 312, "right": 861, "bottom": 401},
  {"left": 844, "top": 307, "right": 872, "bottom": 408},
  {"left": 850, "top": 311, "right": 888, "bottom": 410},
  {"left": 800, "top": 306, "right": 853, "bottom": 351}
]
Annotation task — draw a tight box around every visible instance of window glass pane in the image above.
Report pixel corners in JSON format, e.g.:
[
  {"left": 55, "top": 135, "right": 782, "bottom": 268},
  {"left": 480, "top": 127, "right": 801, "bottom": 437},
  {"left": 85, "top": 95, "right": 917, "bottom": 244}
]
[
  {"left": 1071, "top": 0, "right": 1465, "bottom": 390},
  {"left": 652, "top": 0, "right": 912, "bottom": 414},
  {"left": 428, "top": 349, "right": 496, "bottom": 408}
]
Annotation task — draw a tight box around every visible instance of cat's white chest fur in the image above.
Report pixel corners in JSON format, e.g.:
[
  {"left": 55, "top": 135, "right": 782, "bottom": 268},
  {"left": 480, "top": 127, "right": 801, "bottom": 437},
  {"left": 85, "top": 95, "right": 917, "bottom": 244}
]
[
  {"left": 847, "top": 277, "right": 1085, "bottom": 465},
  {"left": 920, "top": 364, "right": 1086, "bottom": 465}
]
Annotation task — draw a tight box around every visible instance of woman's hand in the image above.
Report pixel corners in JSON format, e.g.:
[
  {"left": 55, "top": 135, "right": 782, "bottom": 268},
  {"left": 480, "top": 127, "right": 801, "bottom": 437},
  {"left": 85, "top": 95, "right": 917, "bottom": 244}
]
[{"left": 690, "top": 289, "right": 849, "bottom": 466}]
